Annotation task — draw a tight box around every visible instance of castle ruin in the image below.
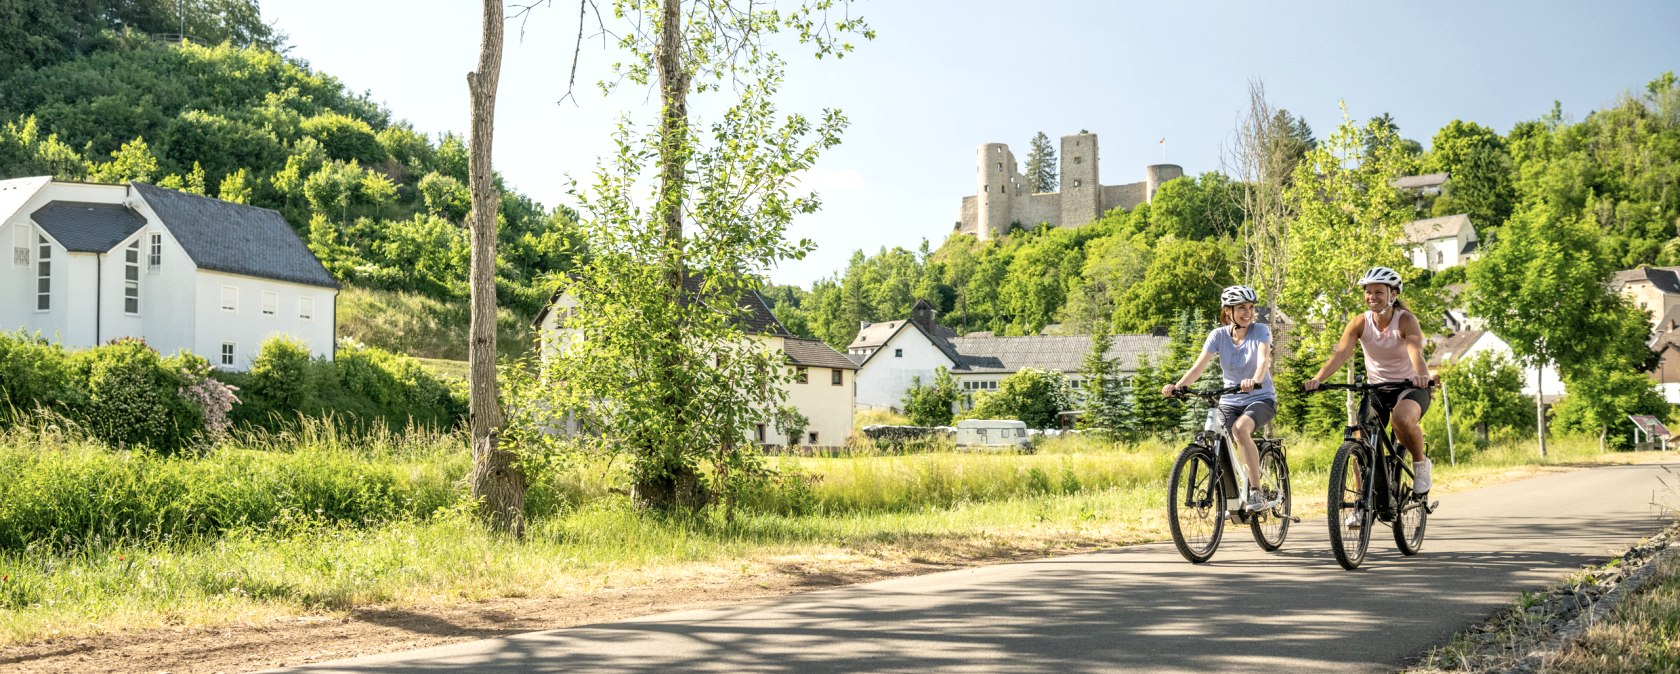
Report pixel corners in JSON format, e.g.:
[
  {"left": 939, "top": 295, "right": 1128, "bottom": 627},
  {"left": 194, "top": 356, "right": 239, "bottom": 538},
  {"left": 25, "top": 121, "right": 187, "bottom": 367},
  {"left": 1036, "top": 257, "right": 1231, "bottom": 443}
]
[{"left": 955, "top": 132, "right": 1183, "bottom": 241}]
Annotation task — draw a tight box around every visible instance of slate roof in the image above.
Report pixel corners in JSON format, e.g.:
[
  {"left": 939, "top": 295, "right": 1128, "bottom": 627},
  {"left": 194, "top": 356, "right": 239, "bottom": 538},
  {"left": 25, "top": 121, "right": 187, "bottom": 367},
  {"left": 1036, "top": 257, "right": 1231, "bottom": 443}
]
[
  {"left": 783, "top": 337, "right": 858, "bottom": 370},
  {"left": 947, "top": 334, "right": 1169, "bottom": 374},
  {"left": 531, "top": 273, "right": 793, "bottom": 337},
  {"left": 1403, "top": 213, "right": 1473, "bottom": 244},
  {"left": 131, "top": 182, "right": 338, "bottom": 288},
  {"left": 30, "top": 201, "right": 147, "bottom": 252},
  {"left": 1392, "top": 172, "right": 1449, "bottom": 191},
  {"left": 1611, "top": 266, "right": 1680, "bottom": 295},
  {"left": 1426, "top": 330, "right": 1486, "bottom": 368}
]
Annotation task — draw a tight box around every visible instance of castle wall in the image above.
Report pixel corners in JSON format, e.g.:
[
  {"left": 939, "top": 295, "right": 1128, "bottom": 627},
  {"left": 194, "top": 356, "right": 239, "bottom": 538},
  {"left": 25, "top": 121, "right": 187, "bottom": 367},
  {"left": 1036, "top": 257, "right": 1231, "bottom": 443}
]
[
  {"left": 1145, "top": 164, "right": 1185, "bottom": 203},
  {"left": 1101, "top": 182, "right": 1149, "bottom": 215},
  {"left": 955, "top": 196, "right": 978, "bottom": 236},
  {"left": 1012, "top": 193, "right": 1060, "bottom": 229}
]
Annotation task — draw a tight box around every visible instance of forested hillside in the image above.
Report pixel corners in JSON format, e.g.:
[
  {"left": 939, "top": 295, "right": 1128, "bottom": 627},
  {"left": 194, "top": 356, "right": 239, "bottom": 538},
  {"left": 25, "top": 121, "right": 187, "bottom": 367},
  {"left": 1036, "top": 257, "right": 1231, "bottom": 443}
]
[
  {"left": 0, "top": 0, "right": 579, "bottom": 326},
  {"left": 770, "top": 76, "right": 1680, "bottom": 350}
]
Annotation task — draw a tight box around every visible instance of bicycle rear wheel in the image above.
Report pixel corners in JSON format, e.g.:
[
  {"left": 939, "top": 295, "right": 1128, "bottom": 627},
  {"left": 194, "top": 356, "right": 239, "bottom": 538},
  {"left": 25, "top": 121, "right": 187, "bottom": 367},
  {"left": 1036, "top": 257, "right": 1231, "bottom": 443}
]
[
  {"left": 1249, "top": 441, "right": 1291, "bottom": 551},
  {"left": 1327, "top": 441, "right": 1373, "bottom": 570},
  {"left": 1168, "top": 444, "right": 1224, "bottom": 564},
  {"left": 1393, "top": 457, "right": 1428, "bottom": 555}
]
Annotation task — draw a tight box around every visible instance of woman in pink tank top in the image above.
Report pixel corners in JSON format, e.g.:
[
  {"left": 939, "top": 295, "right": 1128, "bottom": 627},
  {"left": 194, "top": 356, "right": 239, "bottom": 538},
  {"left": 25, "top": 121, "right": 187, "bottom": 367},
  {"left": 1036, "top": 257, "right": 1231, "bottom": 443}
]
[{"left": 1302, "top": 267, "right": 1435, "bottom": 505}]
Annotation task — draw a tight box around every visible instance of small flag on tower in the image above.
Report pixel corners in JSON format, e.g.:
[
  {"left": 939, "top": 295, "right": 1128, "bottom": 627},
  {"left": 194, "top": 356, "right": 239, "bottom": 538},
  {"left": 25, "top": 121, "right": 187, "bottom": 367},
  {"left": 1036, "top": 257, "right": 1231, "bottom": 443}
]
[{"left": 1158, "top": 137, "right": 1166, "bottom": 144}]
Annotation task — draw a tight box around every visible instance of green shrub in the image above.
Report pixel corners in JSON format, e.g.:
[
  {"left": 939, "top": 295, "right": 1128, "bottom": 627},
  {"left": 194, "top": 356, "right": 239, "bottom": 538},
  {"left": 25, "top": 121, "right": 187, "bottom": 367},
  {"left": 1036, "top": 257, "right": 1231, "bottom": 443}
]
[
  {"left": 250, "top": 335, "right": 313, "bottom": 410},
  {"left": 0, "top": 331, "right": 78, "bottom": 420},
  {"left": 67, "top": 338, "right": 202, "bottom": 454}
]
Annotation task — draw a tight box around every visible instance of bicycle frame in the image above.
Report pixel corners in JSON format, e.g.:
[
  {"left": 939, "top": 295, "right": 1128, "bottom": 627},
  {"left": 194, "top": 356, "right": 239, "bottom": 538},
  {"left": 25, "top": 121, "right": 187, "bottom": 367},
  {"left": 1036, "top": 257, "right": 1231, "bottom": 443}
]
[
  {"left": 1199, "top": 406, "right": 1254, "bottom": 516},
  {"left": 1330, "top": 381, "right": 1436, "bottom": 521}
]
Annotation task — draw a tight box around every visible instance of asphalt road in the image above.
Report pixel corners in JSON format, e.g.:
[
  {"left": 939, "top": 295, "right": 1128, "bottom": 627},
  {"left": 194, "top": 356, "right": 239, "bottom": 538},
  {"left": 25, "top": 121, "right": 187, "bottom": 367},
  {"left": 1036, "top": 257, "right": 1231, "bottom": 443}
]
[{"left": 271, "top": 462, "right": 1678, "bottom": 673}]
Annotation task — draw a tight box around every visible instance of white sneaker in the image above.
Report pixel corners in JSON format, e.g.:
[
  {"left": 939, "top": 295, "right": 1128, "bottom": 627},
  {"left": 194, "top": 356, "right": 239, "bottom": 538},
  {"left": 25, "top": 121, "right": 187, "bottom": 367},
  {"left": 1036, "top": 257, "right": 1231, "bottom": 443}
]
[
  {"left": 1414, "top": 459, "right": 1433, "bottom": 495},
  {"left": 1343, "top": 509, "right": 1364, "bottom": 530}
]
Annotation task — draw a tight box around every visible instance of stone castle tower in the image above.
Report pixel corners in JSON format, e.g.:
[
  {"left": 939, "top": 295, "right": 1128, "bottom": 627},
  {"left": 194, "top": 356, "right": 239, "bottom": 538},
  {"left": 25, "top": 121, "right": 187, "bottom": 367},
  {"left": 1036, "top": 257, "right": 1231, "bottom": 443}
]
[{"left": 957, "top": 131, "right": 1183, "bottom": 241}]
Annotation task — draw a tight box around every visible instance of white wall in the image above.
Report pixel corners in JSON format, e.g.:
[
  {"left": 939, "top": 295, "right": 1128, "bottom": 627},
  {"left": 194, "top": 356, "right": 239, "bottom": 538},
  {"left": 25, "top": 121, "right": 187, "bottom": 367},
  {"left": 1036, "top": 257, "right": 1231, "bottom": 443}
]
[
  {"left": 1456, "top": 332, "right": 1567, "bottom": 399},
  {"left": 773, "top": 351, "right": 855, "bottom": 447},
  {"left": 853, "top": 326, "right": 955, "bottom": 411},
  {"left": 194, "top": 270, "right": 336, "bottom": 370}
]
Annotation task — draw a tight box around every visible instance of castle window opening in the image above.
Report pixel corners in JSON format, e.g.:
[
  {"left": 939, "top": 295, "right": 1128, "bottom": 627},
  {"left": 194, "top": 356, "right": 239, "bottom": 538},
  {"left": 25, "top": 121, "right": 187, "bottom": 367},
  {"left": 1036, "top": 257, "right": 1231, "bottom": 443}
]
[
  {"left": 1074, "top": 156, "right": 1082, "bottom": 164},
  {"left": 1073, "top": 179, "right": 1082, "bottom": 188},
  {"left": 997, "top": 162, "right": 1003, "bottom": 170}
]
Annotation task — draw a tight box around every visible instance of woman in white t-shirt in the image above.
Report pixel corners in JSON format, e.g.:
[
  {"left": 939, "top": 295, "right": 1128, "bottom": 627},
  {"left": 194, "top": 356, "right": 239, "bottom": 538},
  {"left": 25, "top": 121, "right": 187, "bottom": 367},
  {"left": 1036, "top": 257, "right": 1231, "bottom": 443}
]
[{"left": 1161, "top": 284, "right": 1275, "bottom": 512}]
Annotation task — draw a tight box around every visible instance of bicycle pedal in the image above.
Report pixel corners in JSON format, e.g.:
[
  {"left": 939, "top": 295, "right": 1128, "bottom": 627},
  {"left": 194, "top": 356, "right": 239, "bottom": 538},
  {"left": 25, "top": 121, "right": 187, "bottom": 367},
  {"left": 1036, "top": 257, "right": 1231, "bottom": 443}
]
[
  {"left": 1285, "top": 515, "right": 1302, "bottom": 523},
  {"left": 1425, "top": 500, "right": 1440, "bottom": 513}
]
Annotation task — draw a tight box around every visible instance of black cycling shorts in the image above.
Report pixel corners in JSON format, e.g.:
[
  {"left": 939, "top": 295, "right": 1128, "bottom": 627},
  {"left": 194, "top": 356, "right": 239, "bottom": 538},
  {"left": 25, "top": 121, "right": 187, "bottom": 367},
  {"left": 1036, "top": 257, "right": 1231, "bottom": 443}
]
[{"left": 1365, "top": 385, "right": 1431, "bottom": 423}]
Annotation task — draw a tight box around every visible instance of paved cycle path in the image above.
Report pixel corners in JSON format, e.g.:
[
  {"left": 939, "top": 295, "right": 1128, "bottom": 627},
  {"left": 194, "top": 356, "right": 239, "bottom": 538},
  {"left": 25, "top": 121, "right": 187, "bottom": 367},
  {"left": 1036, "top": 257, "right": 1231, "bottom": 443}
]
[{"left": 273, "top": 462, "right": 1678, "bottom": 673}]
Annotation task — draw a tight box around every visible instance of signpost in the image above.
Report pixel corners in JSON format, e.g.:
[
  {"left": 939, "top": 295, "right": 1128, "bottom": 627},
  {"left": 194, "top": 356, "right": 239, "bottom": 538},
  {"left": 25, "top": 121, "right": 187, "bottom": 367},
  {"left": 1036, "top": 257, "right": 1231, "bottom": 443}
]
[{"left": 1628, "top": 415, "right": 1670, "bottom": 452}]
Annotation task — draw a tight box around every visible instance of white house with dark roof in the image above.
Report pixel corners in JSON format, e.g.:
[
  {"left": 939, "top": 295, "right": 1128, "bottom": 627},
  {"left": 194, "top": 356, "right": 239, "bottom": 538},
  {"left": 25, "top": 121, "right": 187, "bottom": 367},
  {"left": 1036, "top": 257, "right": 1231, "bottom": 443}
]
[
  {"left": 533, "top": 278, "right": 857, "bottom": 448},
  {"left": 0, "top": 177, "right": 338, "bottom": 369},
  {"left": 850, "top": 299, "right": 1170, "bottom": 412},
  {"left": 1404, "top": 213, "right": 1479, "bottom": 272}
]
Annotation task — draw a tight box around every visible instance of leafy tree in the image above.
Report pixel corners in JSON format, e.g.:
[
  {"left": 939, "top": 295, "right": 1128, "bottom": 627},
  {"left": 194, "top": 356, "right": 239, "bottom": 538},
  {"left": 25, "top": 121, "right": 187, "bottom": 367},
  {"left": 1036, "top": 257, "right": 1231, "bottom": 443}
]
[
  {"left": 774, "top": 405, "right": 810, "bottom": 450},
  {"left": 965, "top": 367, "right": 1070, "bottom": 429},
  {"left": 1423, "top": 120, "right": 1516, "bottom": 232},
  {"left": 1162, "top": 311, "right": 1223, "bottom": 434},
  {"left": 1437, "top": 351, "right": 1530, "bottom": 443},
  {"left": 89, "top": 137, "right": 160, "bottom": 183},
  {"left": 1024, "top": 131, "right": 1057, "bottom": 193},
  {"left": 538, "top": 0, "right": 868, "bottom": 514},
  {"left": 1111, "top": 239, "right": 1234, "bottom": 333},
  {"left": 902, "top": 367, "right": 957, "bottom": 427},
  {"left": 1551, "top": 368, "right": 1668, "bottom": 450}
]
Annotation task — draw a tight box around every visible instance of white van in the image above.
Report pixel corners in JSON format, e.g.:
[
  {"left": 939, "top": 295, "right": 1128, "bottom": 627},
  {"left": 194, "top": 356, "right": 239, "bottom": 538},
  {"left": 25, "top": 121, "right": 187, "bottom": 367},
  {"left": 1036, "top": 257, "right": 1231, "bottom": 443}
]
[{"left": 955, "top": 419, "right": 1031, "bottom": 450}]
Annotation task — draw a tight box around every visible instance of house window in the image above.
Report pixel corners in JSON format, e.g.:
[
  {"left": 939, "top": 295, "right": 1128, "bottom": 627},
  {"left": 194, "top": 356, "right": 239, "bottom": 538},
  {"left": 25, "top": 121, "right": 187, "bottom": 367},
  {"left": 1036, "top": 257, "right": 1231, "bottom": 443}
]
[
  {"left": 299, "top": 296, "right": 315, "bottom": 321},
  {"left": 755, "top": 423, "right": 767, "bottom": 444},
  {"left": 220, "top": 342, "right": 236, "bottom": 368},
  {"left": 894, "top": 348, "right": 903, "bottom": 358},
  {"left": 12, "top": 224, "right": 27, "bottom": 267},
  {"left": 262, "top": 291, "right": 278, "bottom": 317},
  {"left": 123, "top": 240, "right": 140, "bottom": 315},
  {"left": 36, "top": 234, "right": 53, "bottom": 311},
  {"left": 795, "top": 367, "right": 808, "bottom": 384},
  {"left": 221, "top": 285, "right": 238, "bottom": 313},
  {"left": 148, "top": 232, "right": 162, "bottom": 271},
  {"left": 1435, "top": 250, "right": 1444, "bottom": 266},
  {"left": 807, "top": 432, "right": 818, "bottom": 445},
  {"left": 832, "top": 369, "right": 844, "bottom": 386}
]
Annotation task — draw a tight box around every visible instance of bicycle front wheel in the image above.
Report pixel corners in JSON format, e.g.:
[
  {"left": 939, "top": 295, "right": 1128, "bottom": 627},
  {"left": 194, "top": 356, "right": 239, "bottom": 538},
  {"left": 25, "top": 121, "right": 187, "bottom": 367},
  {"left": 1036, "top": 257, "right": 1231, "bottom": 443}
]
[
  {"left": 1250, "top": 441, "right": 1291, "bottom": 551},
  {"left": 1327, "top": 441, "right": 1373, "bottom": 570},
  {"left": 1393, "top": 458, "right": 1428, "bottom": 555},
  {"left": 1168, "top": 443, "right": 1224, "bottom": 564}
]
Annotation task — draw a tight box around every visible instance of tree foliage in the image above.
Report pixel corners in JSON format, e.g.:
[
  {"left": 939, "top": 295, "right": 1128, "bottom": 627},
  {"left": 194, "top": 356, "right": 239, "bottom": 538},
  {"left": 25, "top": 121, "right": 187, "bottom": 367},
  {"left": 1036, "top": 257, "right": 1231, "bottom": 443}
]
[
  {"left": 902, "top": 367, "right": 958, "bottom": 427},
  {"left": 1437, "top": 351, "right": 1531, "bottom": 441},
  {"left": 1024, "top": 131, "right": 1056, "bottom": 193},
  {"left": 964, "top": 367, "right": 1070, "bottom": 429}
]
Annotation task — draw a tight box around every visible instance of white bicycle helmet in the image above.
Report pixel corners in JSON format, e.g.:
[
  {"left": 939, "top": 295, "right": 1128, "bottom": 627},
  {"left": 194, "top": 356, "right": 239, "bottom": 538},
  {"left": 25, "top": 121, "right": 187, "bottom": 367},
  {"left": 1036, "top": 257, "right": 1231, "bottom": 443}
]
[
  {"left": 1357, "top": 266, "right": 1404, "bottom": 294},
  {"left": 1220, "top": 285, "right": 1258, "bottom": 306}
]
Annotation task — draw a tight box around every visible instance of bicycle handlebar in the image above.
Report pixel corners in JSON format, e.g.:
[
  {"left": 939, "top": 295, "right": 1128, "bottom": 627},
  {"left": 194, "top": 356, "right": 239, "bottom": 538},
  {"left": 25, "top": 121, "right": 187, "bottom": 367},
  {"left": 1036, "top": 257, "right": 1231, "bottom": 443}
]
[
  {"left": 1166, "top": 385, "right": 1245, "bottom": 401},
  {"left": 1308, "top": 379, "right": 1437, "bottom": 394}
]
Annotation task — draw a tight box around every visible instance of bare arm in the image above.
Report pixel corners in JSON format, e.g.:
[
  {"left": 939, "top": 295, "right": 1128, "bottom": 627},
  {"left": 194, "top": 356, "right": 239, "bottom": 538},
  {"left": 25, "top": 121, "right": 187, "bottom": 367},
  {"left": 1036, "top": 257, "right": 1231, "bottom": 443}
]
[
  {"left": 1245, "top": 341, "right": 1272, "bottom": 392},
  {"left": 1162, "top": 350, "right": 1218, "bottom": 396},
  {"left": 1306, "top": 315, "right": 1364, "bottom": 389},
  {"left": 1399, "top": 311, "right": 1430, "bottom": 388}
]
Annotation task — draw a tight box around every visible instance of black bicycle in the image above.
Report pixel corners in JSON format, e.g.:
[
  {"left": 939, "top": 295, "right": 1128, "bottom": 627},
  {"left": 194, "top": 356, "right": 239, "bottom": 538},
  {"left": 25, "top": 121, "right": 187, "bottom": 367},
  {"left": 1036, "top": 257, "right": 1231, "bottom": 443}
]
[
  {"left": 1166, "top": 386, "right": 1297, "bottom": 564},
  {"left": 1310, "top": 378, "right": 1440, "bottom": 570}
]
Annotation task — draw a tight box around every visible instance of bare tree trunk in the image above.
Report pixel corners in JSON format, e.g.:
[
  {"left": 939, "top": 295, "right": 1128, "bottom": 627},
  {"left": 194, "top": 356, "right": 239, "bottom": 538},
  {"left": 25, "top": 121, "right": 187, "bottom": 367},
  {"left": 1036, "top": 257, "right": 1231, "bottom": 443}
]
[
  {"left": 467, "top": 0, "right": 525, "bottom": 534},
  {"left": 1230, "top": 79, "right": 1292, "bottom": 344},
  {"left": 635, "top": 0, "right": 705, "bottom": 511}
]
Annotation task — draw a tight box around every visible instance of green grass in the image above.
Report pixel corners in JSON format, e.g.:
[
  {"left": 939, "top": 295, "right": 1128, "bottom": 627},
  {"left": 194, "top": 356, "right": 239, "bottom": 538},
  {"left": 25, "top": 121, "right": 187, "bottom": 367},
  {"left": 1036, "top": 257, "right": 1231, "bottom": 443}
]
[
  {"left": 336, "top": 285, "right": 535, "bottom": 361},
  {"left": 1547, "top": 552, "right": 1680, "bottom": 672},
  {"left": 0, "top": 424, "right": 1647, "bottom": 646},
  {"left": 413, "top": 357, "right": 470, "bottom": 381}
]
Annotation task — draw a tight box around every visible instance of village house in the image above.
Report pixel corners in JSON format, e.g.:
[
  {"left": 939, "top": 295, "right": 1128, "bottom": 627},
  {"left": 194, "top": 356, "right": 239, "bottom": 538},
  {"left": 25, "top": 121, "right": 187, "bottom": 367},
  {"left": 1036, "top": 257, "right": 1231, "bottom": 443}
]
[
  {"left": 1426, "top": 329, "right": 1566, "bottom": 403},
  {"left": 1404, "top": 213, "right": 1480, "bottom": 272},
  {"left": 1610, "top": 265, "right": 1680, "bottom": 402},
  {"left": 849, "top": 299, "right": 1170, "bottom": 412},
  {"left": 533, "top": 278, "right": 857, "bottom": 448},
  {"left": 0, "top": 176, "right": 338, "bottom": 369}
]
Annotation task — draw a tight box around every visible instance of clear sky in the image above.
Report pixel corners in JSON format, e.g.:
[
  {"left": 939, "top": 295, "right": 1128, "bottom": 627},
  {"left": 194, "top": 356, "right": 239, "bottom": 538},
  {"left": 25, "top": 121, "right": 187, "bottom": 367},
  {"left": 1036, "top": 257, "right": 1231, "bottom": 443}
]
[{"left": 263, "top": 0, "right": 1680, "bottom": 288}]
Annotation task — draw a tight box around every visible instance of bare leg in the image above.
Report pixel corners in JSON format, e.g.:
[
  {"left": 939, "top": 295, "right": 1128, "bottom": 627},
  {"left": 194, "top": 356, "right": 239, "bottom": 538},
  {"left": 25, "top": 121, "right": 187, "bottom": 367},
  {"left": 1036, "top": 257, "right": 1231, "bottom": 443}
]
[
  {"left": 1391, "top": 400, "right": 1427, "bottom": 462},
  {"left": 1231, "top": 415, "right": 1263, "bottom": 489}
]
